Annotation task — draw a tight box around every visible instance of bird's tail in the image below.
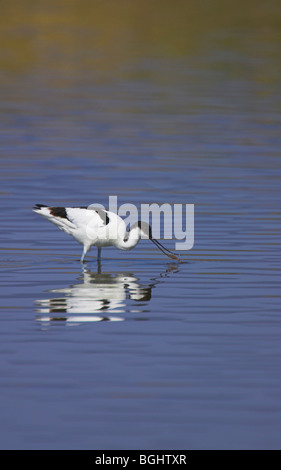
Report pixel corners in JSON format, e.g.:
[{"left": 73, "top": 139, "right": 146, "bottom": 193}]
[
  {"left": 33, "top": 204, "right": 50, "bottom": 217},
  {"left": 33, "top": 203, "right": 48, "bottom": 210},
  {"left": 32, "top": 204, "right": 75, "bottom": 236}
]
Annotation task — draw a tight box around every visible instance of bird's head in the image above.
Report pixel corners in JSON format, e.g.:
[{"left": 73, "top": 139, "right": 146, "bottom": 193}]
[{"left": 133, "top": 221, "right": 181, "bottom": 262}]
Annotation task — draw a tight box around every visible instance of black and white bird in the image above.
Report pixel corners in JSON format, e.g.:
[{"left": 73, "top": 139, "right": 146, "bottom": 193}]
[{"left": 33, "top": 204, "right": 180, "bottom": 263}]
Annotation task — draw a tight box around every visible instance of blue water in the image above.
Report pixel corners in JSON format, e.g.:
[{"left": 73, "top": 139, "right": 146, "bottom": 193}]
[{"left": 1, "top": 14, "right": 281, "bottom": 449}]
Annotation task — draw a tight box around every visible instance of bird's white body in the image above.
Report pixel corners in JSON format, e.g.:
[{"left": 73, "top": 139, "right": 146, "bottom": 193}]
[
  {"left": 33, "top": 204, "right": 150, "bottom": 262},
  {"left": 33, "top": 204, "right": 180, "bottom": 263}
]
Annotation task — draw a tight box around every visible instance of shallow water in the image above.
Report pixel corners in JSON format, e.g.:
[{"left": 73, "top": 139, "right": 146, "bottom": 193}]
[{"left": 1, "top": 1, "right": 281, "bottom": 449}]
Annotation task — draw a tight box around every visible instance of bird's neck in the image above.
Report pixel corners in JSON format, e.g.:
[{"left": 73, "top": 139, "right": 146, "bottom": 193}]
[{"left": 115, "top": 226, "right": 141, "bottom": 251}]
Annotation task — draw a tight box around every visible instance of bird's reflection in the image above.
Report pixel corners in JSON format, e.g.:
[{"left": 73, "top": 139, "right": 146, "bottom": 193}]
[{"left": 35, "top": 262, "right": 179, "bottom": 325}]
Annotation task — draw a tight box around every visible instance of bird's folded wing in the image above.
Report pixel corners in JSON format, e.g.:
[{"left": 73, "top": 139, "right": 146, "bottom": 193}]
[{"left": 66, "top": 207, "right": 109, "bottom": 228}]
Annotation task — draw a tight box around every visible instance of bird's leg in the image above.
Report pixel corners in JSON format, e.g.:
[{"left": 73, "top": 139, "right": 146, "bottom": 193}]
[
  {"left": 97, "top": 247, "right": 102, "bottom": 262},
  {"left": 80, "top": 246, "right": 87, "bottom": 263},
  {"left": 97, "top": 261, "right": 101, "bottom": 274}
]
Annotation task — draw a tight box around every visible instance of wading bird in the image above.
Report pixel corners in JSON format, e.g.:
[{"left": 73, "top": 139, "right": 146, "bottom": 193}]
[{"left": 33, "top": 204, "right": 180, "bottom": 263}]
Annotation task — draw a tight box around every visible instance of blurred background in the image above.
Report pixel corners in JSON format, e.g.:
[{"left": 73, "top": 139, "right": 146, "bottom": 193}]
[{"left": 0, "top": 0, "right": 281, "bottom": 450}]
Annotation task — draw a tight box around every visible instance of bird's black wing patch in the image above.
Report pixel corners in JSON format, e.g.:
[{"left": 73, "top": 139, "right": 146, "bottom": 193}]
[
  {"left": 87, "top": 206, "right": 110, "bottom": 226},
  {"left": 95, "top": 209, "right": 109, "bottom": 226},
  {"left": 50, "top": 207, "right": 69, "bottom": 220}
]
